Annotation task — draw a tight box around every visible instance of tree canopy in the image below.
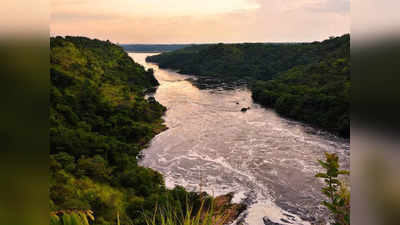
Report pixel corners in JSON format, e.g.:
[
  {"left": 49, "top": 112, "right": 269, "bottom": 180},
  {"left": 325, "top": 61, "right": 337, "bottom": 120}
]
[
  {"left": 50, "top": 36, "right": 200, "bottom": 225},
  {"left": 147, "top": 34, "right": 350, "bottom": 137}
]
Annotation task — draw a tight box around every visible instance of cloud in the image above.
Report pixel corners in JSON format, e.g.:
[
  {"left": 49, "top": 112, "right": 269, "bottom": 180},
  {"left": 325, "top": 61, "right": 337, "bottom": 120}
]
[
  {"left": 50, "top": 0, "right": 350, "bottom": 43},
  {"left": 52, "top": 0, "right": 260, "bottom": 17},
  {"left": 51, "top": 0, "right": 87, "bottom": 7},
  {"left": 270, "top": 0, "right": 349, "bottom": 15},
  {"left": 304, "top": 0, "right": 350, "bottom": 15},
  {"left": 51, "top": 11, "right": 119, "bottom": 22}
]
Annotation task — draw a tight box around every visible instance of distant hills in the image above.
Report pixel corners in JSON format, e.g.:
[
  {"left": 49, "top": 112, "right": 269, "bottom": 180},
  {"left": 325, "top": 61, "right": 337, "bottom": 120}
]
[
  {"left": 120, "top": 43, "right": 305, "bottom": 53},
  {"left": 120, "top": 44, "right": 194, "bottom": 52}
]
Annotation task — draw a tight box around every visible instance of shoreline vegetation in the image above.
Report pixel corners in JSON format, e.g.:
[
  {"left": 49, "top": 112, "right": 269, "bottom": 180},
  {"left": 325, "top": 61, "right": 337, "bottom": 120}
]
[
  {"left": 50, "top": 36, "right": 245, "bottom": 225},
  {"left": 146, "top": 34, "right": 350, "bottom": 138}
]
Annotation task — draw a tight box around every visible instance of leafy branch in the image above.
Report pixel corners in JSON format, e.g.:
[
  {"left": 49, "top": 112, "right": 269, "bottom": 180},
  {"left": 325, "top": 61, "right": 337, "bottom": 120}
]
[
  {"left": 50, "top": 210, "right": 94, "bottom": 225},
  {"left": 316, "top": 152, "right": 350, "bottom": 225}
]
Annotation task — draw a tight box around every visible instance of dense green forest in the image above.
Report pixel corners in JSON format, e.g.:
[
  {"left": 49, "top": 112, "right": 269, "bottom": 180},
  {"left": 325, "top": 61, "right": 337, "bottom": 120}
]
[
  {"left": 50, "top": 36, "right": 205, "bottom": 225},
  {"left": 147, "top": 35, "right": 350, "bottom": 137}
]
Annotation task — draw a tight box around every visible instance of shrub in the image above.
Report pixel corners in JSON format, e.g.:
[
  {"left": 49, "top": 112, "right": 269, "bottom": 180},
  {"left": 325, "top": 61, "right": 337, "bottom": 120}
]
[{"left": 316, "top": 153, "right": 350, "bottom": 225}]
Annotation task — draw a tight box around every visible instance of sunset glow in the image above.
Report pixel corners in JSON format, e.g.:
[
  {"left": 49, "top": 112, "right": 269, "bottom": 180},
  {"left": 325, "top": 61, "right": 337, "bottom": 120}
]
[{"left": 51, "top": 0, "right": 350, "bottom": 43}]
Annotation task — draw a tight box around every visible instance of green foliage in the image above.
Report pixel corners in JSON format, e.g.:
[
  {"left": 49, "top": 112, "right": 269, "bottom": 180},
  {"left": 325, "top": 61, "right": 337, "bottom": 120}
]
[
  {"left": 147, "top": 35, "right": 350, "bottom": 137},
  {"left": 145, "top": 196, "right": 228, "bottom": 225},
  {"left": 252, "top": 55, "right": 350, "bottom": 137},
  {"left": 316, "top": 153, "right": 350, "bottom": 225},
  {"left": 147, "top": 36, "right": 349, "bottom": 82},
  {"left": 51, "top": 210, "right": 94, "bottom": 225},
  {"left": 50, "top": 36, "right": 196, "bottom": 225}
]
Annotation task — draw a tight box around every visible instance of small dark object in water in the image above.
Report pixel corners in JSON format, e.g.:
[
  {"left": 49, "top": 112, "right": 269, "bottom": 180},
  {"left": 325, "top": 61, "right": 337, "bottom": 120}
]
[{"left": 241, "top": 107, "right": 250, "bottom": 112}]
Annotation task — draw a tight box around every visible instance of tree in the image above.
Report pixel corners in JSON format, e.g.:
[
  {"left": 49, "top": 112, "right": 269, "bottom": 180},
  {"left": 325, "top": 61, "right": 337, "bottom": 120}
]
[{"left": 316, "top": 153, "right": 350, "bottom": 225}]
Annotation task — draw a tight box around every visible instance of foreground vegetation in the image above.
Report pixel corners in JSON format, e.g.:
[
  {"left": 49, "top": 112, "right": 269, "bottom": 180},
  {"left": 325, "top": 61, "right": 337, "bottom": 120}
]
[
  {"left": 316, "top": 153, "right": 350, "bottom": 225},
  {"left": 50, "top": 36, "right": 207, "bottom": 225},
  {"left": 147, "top": 35, "right": 350, "bottom": 137},
  {"left": 51, "top": 193, "right": 244, "bottom": 225},
  {"left": 145, "top": 197, "right": 227, "bottom": 225}
]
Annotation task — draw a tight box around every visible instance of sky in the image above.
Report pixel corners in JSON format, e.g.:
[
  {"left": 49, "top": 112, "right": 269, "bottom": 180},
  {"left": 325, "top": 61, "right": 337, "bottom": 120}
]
[{"left": 50, "top": 0, "right": 350, "bottom": 44}]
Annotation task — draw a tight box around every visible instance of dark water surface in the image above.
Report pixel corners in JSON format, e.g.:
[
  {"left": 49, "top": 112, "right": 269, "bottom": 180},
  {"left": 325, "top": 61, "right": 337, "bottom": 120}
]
[{"left": 129, "top": 53, "right": 350, "bottom": 225}]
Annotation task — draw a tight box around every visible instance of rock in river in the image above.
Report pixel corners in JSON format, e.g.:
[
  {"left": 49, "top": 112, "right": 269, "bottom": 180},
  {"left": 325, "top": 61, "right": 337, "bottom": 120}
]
[{"left": 241, "top": 107, "right": 250, "bottom": 112}]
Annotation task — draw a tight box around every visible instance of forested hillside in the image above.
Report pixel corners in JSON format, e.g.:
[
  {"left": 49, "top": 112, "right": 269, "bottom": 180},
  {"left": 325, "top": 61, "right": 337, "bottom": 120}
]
[
  {"left": 50, "top": 36, "right": 201, "bottom": 225},
  {"left": 252, "top": 57, "right": 350, "bottom": 137},
  {"left": 147, "top": 35, "right": 350, "bottom": 137}
]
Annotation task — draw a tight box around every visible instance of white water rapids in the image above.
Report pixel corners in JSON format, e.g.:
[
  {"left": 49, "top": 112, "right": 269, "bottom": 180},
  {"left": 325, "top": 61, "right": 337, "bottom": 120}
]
[{"left": 129, "top": 53, "right": 350, "bottom": 225}]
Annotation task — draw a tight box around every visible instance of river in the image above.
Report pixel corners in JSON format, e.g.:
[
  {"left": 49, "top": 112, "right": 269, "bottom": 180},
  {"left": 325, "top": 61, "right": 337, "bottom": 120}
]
[{"left": 128, "top": 52, "right": 350, "bottom": 225}]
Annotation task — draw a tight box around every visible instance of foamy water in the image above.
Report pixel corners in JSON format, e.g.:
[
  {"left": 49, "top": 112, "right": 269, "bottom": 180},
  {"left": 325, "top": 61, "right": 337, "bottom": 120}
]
[{"left": 129, "top": 53, "right": 350, "bottom": 225}]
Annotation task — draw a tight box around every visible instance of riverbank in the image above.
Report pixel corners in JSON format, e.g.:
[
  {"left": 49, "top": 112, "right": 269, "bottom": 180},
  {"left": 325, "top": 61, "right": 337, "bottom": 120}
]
[
  {"left": 131, "top": 52, "right": 349, "bottom": 225},
  {"left": 50, "top": 37, "right": 243, "bottom": 225},
  {"left": 146, "top": 35, "right": 350, "bottom": 138}
]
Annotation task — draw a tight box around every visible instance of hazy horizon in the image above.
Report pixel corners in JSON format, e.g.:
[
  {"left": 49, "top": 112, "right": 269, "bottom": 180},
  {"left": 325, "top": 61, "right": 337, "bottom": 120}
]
[
  {"left": 108, "top": 40, "right": 332, "bottom": 45},
  {"left": 52, "top": 33, "right": 349, "bottom": 45},
  {"left": 51, "top": 0, "right": 350, "bottom": 44},
  {"left": 53, "top": 38, "right": 333, "bottom": 45}
]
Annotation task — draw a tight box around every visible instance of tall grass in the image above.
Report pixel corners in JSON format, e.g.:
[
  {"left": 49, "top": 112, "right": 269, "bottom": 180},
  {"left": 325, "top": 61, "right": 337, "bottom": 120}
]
[
  {"left": 50, "top": 210, "right": 94, "bottom": 225},
  {"left": 145, "top": 197, "right": 230, "bottom": 225}
]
